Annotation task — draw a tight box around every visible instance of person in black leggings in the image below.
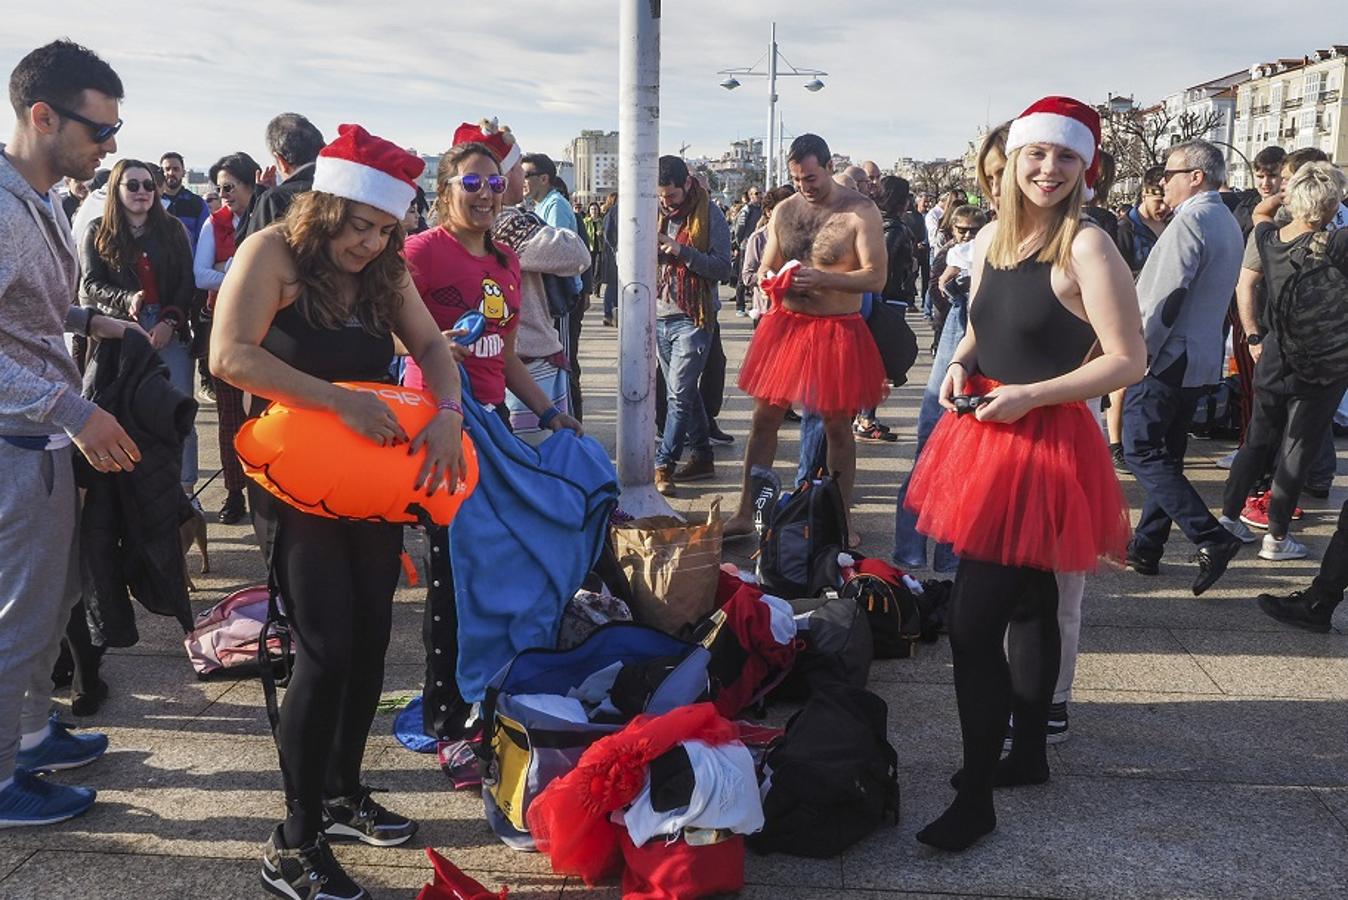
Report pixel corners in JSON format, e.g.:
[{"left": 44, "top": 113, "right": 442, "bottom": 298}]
[
  {"left": 904, "top": 96, "right": 1146, "bottom": 852},
  {"left": 211, "top": 125, "right": 468, "bottom": 900}
]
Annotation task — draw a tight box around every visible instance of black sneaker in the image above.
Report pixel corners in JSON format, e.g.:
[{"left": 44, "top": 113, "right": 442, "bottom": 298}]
[
  {"left": 707, "top": 421, "right": 735, "bottom": 445},
  {"left": 1110, "top": 443, "right": 1128, "bottom": 474},
  {"left": 322, "top": 786, "right": 417, "bottom": 847},
  {"left": 1046, "top": 701, "right": 1069, "bottom": 744},
  {"left": 261, "top": 826, "right": 369, "bottom": 900},
  {"left": 218, "top": 489, "right": 247, "bottom": 525},
  {"left": 1257, "top": 590, "right": 1339, "bottom": 634}
]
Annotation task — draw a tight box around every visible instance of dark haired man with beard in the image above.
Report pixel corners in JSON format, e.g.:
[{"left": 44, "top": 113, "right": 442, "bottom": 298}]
[{"left": 724, "top": 133, "right": 888, "bottom": 539}]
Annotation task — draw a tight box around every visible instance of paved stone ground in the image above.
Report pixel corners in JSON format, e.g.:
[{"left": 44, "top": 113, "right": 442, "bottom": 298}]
[{"left": 3, "top": 302, "right": 1347, "bottom": 899}]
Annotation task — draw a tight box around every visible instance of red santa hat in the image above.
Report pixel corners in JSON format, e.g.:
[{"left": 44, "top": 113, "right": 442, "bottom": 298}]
[
  {"left": 1005, "top": 96, "right": 1102, "bottom": 199},
  {"left": 312, "top": 124, "right": 425, "bottom": 219},
  {"left": 452, "top": 118, "right": 521, "bottom": 171}
]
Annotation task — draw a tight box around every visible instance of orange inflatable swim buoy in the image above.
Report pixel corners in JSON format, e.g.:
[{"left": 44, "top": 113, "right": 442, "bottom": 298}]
[{"left": 235, "top": 382, "right": 478, "bottom": 525}]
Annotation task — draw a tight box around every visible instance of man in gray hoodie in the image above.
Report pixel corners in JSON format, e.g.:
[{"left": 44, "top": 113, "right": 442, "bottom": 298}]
[{"left": 0, "top": 39, "right": 140, "bottom": 828}]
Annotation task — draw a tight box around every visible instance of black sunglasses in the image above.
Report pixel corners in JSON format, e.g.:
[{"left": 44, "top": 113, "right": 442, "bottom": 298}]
[
  {"left": 218, "top": 182, "right": 238, "bottom": 195},
  {"left": 121, "top": 179, "right": 155, "bottom": 194},
  {"left": 1161, "top": 167, "right": 1198, "bottom": 182},
  {"left": 46, "top": 103, "right": 122, "bottom": 143},
  {"left": 450, "top": 173, "right": 507, "bottom": 194}
]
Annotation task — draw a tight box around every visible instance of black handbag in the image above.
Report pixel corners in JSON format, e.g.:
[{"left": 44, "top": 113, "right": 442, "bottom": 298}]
[{"left": 865, "top": 298, "right": 918, "bottom": 386}]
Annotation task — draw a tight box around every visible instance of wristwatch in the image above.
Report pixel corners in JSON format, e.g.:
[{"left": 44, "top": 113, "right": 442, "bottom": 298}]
[{"left": 1246, "top": 333, "right": 1264, "bottom": 346}]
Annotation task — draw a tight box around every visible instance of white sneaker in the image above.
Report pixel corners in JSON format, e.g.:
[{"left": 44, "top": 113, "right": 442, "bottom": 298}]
[
  {"left": 1219, "top": 515, "right": 1258, "bottom": 544},
  {"left": 1216, "top": 450, "right": 1237, "bottom": 470},
  {"left": 1259, "top": 534, "right": 1308, "bottom": 561}
]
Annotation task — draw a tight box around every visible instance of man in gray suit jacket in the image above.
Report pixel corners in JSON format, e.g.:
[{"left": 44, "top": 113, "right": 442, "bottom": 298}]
[{"left": 1123, "top": 140, "right": 1246, "bottom": 595}]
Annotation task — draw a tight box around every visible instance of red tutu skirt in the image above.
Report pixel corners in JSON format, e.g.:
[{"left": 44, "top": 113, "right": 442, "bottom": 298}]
[
  {"left": 905, "top": 376, "right": 1129, "bottom": 572},
  {"left": 737, "top": 308, "right": 887, "bottom": 417}
]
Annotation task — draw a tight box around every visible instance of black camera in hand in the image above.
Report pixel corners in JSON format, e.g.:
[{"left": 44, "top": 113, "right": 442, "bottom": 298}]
[{"left": 953, "top": 394, "right": 993, "bottom": 416}]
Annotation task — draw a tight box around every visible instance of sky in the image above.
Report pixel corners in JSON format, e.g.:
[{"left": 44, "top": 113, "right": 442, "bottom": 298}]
[{"left": 2, "top": 1, "right": 1344, "bottom": 175}]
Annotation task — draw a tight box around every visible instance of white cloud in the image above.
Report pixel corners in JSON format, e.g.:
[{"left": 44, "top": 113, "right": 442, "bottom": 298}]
[{"left": 2, "top": 1, "right": 1343, "bottom": 177}]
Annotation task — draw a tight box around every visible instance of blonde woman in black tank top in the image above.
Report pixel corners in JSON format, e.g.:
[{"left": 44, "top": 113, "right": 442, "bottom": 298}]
[{"left": 904, "top": 97, "right": 1146, "bottom": 852}]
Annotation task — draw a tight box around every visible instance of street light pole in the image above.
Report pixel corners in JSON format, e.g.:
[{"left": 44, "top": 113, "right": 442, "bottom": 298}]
[
  {"left": 766, "top": 22, "right": 778, "bottom": 188},
  {"left": 614, "top": 0, "right": 674, "bottom": 518},
  {"left": 718, "top": 21, "right": 826, "bottom": 192}
]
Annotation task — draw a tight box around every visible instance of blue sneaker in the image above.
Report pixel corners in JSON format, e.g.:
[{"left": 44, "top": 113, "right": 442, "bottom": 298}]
[
  {"left": 16, "top": 718, "right": 108, "bottom": 771},
  {"left": 0, "top": 768, "right": 95, "bottom": 828}
]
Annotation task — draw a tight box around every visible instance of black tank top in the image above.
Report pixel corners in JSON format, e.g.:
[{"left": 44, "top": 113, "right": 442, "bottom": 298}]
[
  {"left": 968, "top": 258, "right": 1096, "bottom": 384},
  {"left": 260, "top": 302, "right": 394, "bottom": 384}
]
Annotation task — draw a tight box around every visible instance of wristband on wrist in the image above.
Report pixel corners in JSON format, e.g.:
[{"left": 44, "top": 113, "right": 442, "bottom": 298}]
[
  {"left": 436, "top": 397, "right": 464, "bottom": 417},
  {"left": 948, "top": 360, "right": 969, "bottom": 373},
  {"left": 538, "top": 406, "right": 561, "bottom": 428}
]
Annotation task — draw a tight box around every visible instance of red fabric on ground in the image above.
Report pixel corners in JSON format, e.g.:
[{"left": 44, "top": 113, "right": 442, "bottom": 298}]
[{"left": 525, "top": 703, "right": 738, "bottom": 885}]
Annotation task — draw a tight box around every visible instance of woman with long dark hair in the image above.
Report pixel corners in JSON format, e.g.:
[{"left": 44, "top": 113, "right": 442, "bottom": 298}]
[
  {"left": 210, "top": 125, "right": 467, "bottom": 900},
  {"left": 905, "top": 97, "right": 1145, "bottom": 852},
  {"left": 80, "top": 158, "right": 198, "bottom": 493},
  {"left": 196, "top": 152, "right": 261, "bottom": 526}
]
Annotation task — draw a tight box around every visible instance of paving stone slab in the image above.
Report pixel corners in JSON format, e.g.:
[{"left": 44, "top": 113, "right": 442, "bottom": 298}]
[
  {"left": 0, "top": 848, "right": 35, "bottom": 885},
  {"left": 843, "top": 775, "right": 1348, "bottom": 898},
  {"left": 53, "top": 651, "right": 241, "bottom": 738},
  {"left": 0, "top": 850, "right": 258, "bottom": 900},
  {"left": 1057, "top": 690, "right": 1348, "bottom": 786},
  {"left": 1311, "top": 786, "right": 1348, "bottom": 832},
  {"left": 1170, "top": 628, "right": 1348, "bottom": 699},
  {"left": 1070, "top": 626, "right": 1224, "bottom": 694}
]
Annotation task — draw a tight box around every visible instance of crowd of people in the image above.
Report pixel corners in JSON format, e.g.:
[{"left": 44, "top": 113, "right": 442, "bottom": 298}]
[{"left": 4, "top": 36, "right": 1348, "bottom": 899}]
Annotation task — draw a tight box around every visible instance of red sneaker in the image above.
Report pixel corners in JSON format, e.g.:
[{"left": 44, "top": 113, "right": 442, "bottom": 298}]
[
  {"left": 1241, "top": 491, "right": 1303, "bottom": 526},
  {"left": 1239, "top": 493, "right": 1269, "bottom": 529}
]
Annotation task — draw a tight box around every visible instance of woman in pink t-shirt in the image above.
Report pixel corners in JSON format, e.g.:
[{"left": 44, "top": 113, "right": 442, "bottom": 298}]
[{"left": 406, "top": 141, "right": 581, "bottom": 748}]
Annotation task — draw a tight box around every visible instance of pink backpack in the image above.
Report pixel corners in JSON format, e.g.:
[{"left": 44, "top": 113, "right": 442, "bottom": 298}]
[{"left": 184, "top": 586, "right": 291, "bottom": 678}]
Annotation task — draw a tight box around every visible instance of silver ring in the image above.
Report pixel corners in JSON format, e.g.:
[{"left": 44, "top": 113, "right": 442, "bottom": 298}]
[{"left": 97, "top": 453, "right": 111, "bottom": 460}]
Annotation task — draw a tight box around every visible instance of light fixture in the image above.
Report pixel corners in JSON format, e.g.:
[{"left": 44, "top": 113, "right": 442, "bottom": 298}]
[
  {"left": 803, "top": 78, "right": 825, "bottom": 93},
  {"left": 720, "top": 76, "right": 741, "bottom": 91}
]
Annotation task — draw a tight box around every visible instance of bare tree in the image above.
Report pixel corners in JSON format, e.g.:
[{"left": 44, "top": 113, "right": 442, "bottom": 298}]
[
  {"left": 1103, "top": 102, "right": 1225, "bottom": 193},
  {"left": 910, "top": 159, "right": 970, "bottom": 196}
]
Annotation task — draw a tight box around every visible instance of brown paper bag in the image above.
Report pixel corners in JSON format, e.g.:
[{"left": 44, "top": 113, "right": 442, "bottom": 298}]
[{"left": 612, "top": 498, "right": 724, "bottom": 635}]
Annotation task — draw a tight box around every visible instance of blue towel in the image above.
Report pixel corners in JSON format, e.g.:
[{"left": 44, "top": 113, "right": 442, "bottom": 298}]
[{"left": 449, "top": 374, "right": 620, "bottom": 702}]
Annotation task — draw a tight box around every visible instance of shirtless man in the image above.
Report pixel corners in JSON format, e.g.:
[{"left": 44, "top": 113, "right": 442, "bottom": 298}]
[{"left": 725, "top": 133, "right": 888, "bottom": 538}]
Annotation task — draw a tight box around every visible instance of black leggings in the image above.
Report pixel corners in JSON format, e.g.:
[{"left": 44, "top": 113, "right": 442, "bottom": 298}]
[
  {"left": 947, "top": 559, "right": 1060, "bottom": 800},
  {"left": 273, "top": 503, "right": 402, "bottom": 845}
]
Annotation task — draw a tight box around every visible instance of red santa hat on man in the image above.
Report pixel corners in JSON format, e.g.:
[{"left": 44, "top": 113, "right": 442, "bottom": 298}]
[
  {"left": 312, "top": 123, "right": 425, "bottom": 219},
  {"left": 452, "top": 118, "right": 521, "bottom": 171},
  {"left": 1005, "top": 96, "right": 1102, "bottom": 200}
]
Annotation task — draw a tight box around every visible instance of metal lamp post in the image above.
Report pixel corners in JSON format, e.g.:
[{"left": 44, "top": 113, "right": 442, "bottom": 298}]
[
  {"left": 717, "top": 22, "right": 827, "bottom": 187},
  {"left": 613, "top": 0, "right": 674, "bottom": 518}
]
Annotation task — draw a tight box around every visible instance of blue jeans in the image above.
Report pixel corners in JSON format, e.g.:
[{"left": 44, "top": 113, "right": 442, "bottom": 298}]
[
  {"left": 893, "top": 295, "right": 966, "bottom": 572},
  {"left": 795, "top": 294, "right": 879, "bottom": 483},
  {"left": 1123, "top": 365, "right": 1227, "bottom": 558},
  {"left": 655, "top": 316, "right": 712, "bottom": 468},
  {"left": 139, "top": 308, "right": 198, "bottom": 485}
]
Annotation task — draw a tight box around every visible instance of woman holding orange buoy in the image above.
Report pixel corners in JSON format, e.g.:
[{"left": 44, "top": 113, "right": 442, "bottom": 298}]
[{"left": 211, "top": 124, "right": 466, "bottom": 900}]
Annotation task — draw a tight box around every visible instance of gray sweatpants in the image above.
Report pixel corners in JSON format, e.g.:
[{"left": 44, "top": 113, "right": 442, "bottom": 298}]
[{"left": 0, "top": 442, "right": 82, "bottom": 779}]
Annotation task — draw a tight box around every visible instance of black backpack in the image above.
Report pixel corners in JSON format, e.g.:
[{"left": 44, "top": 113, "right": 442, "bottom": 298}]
[
  {"left": 771, "top": 590, "right": 873, "bottom": 702},
  {"left": 757, "top": 472, "right": 848, "bottom": 599},
  {"left": 840, "top": 559, "right": 922, "bottom": 659},
  {"left": 1268, "top": 233, "right": 1348, "bottom": 385},
  {"left": 748, "top": 685, "right": 900, "bottom": 858}
]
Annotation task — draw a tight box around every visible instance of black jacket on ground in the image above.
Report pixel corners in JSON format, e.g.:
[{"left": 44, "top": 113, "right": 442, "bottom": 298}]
[
  {"left": 80, "top": 330, "right": 197, "bottom": 646},
  {"left": 238, "top": 162, "right": 315, "bottom": 243}
]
